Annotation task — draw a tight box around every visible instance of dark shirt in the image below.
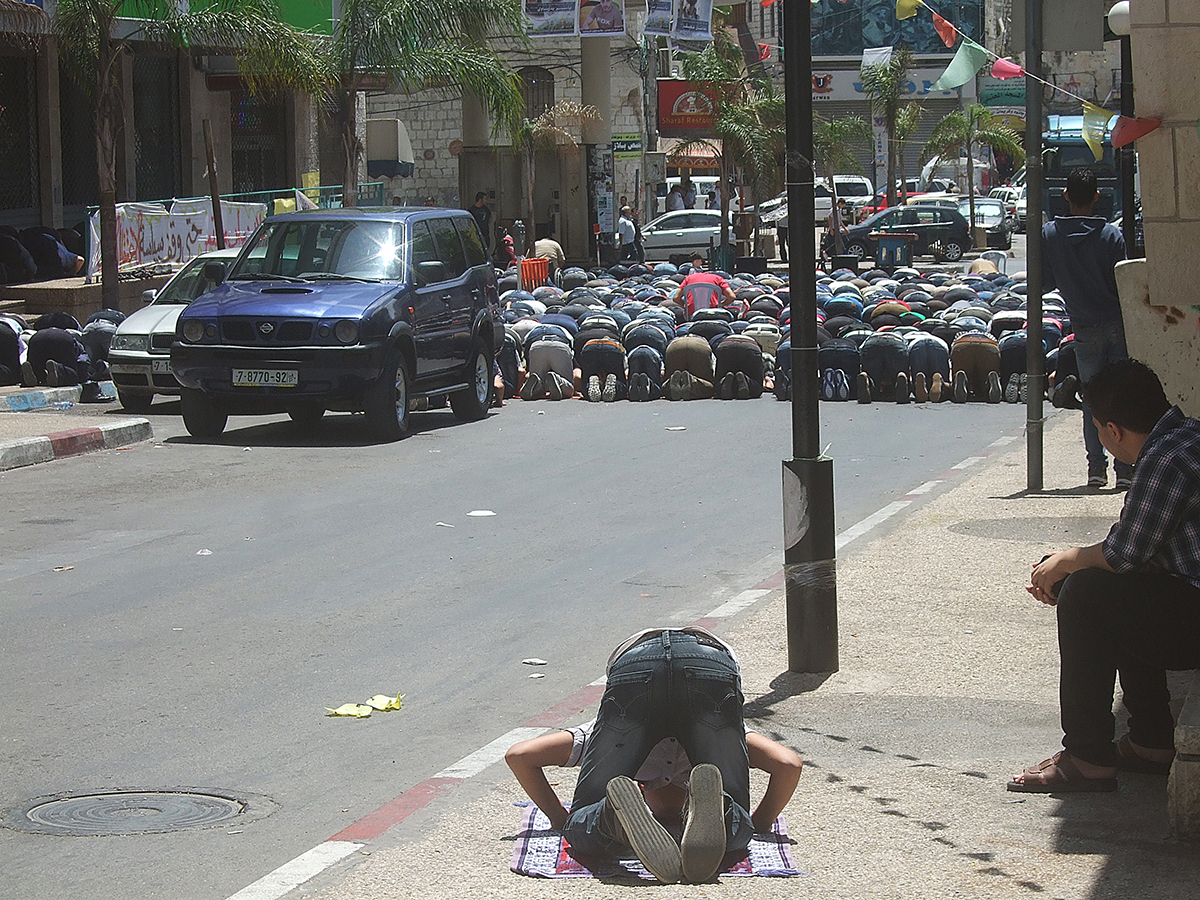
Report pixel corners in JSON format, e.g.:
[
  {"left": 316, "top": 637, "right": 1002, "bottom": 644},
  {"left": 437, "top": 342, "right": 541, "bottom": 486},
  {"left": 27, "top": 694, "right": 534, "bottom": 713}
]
[
  {"left": 1041, "top": 216, "right": 1125, "bottom": 328},
  {"left": 1103, "top": 406, "right": 1200, "bottom": 589},
  {"left": 469, "top": 203, "right": 492, "bottom": 250}
]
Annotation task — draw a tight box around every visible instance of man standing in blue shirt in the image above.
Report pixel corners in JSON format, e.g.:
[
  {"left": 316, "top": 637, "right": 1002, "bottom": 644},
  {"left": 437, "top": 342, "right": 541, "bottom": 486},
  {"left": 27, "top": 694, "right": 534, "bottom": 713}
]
[
  {"left": 1010, "top": 360, "right": 1200, "bottom": 792},
  {"left": 1042, "top": 167, "right": 1129, "bottom": 489}
]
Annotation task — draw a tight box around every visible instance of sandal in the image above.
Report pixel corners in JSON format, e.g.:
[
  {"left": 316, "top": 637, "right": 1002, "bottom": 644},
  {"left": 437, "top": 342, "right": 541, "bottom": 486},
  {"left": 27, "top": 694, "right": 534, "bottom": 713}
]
[
  {"left": 1115, "top": 734, "right": 1174, "bottom": 775},
  {"left": 1007, "top": 751, "right": 1118, "bottom": 793}
]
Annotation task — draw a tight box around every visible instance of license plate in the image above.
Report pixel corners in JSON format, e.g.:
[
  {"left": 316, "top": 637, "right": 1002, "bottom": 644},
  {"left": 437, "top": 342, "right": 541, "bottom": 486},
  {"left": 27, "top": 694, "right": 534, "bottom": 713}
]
[
  {"left": 151, "top": 358, "right": 172, "bottom": 374},
  {"left": 232, "top": 368, "right": 298, "bottom": 388}
]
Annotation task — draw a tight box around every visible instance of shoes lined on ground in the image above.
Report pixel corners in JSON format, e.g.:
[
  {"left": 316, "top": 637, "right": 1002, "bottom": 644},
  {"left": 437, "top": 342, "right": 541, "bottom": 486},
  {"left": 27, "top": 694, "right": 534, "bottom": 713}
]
[
  {"left": 895, "top": 371, "right": 910, "bottom": 404},
  {"left": 1115, "top": 474, "right": 1133, "bottom": 491},
  {"left": 45, "top": 359, "right": 70, "bottom": 387},
  {"left": 545, "top": 371, "right": 564, "bottom": 401},
  {"left": 952, "top": 370, "right": 969, "bottom": 403},
  {"left": 605, "top": 776, "right": 682, "bottom": 884},
  {"left": 734, "top": 372, "right": 750, "bottom": 400},
  {"left": 913, "top": 371, "right": 928, "bottom": 403},
  {"left": 519, "top": 372, "right": 542, "bottom": 401},
  {"left": 720, "top": 372, "right": 736, "bottom": 400},
  {"left": 1019, "top": 372, "right": 1029, "bottom": 403},
  {"left": 1004, "top": 373, "right": 1020, "bottom": 404},
  {"left": 857, "top": 372, "right": 872, "bottom": 404},
  {"left": 833, "top": 369, "right": 850, "bottom": 401},
  {"left": 586, "top": 374, "right": 602, "bottom": 402},
  {"left": 1087, "top": 469, "right": 1108, "bottom": 488},
  {"left": 929, "top": 373, "right": 944, "bottom": 403},
  {"left": 602, "top": 373, "right": 618, "bottom": 402},
  {"left": 1052, "top": 374, "right": 1080, "bottom": 409},
  {"left": 666, "top": 369, "right": 687, "bottom": 401},
  {"left": 820, "top": 368, "right": 837, "bottom": 401},
  {"left": 680, "top": 763, "right": 726, "bottom": 883},
  {"left": 78, "top": 382, "right": 112, "bottom": 403},
  {"left": 20, "top": 360, "right": 37, "bottom": 387},
  {"left": 629, "top": 372, "right": 650, "bottom": 402},
  {"left": 986, "top": 370, "right": 1002, "bottom": 403}
]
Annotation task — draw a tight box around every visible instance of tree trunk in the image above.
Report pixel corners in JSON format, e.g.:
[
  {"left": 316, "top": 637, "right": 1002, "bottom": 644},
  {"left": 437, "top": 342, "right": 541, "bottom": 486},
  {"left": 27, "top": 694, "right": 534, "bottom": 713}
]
[
  {"left": 525, "top": 148, "right": 535, "bottom": 257},
  {"left": 96, "top": 46, "right": 119, "bottom": 310},
  {"left": 341, "top": 90, "right": 359, "bottom": 208},
  {"left": 885, "top": 112, "right": 897, "bottom": 211},
  {"left": 719, "top": 154, "right": 731, "bottom": 250},
  {"left": 966, "top": 136, "right": 976, "bottom": 227},
  {"left": 831, "top": 178, "right": 843, "bottom": 256}
]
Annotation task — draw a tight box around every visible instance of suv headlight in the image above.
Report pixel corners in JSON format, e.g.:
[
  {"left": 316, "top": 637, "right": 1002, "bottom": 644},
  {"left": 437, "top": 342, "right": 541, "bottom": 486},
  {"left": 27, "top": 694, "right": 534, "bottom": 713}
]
[
  {"left": 334, "top": 319, "right": 359, "bottom": 344},
  {"left": 111, "top": 334, "right": 148, "bottom": 352},
  {"left": 182, "top": 319, "right": 205, "bottom": 343}
]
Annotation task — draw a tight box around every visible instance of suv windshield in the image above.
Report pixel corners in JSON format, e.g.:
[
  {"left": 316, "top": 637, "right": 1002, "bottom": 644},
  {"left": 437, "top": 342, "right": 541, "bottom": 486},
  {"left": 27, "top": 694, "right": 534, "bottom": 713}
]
[{"left": 230, "top": 219, "right": 406, "bottom": 282}]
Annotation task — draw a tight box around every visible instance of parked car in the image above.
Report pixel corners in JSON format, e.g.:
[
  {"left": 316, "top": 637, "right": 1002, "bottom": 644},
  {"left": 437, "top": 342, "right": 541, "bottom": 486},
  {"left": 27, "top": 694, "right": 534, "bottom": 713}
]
[
  {"left": 1014, "top": 187, "right": 1028, "bottom": 233},
  {"left": 958, "top": 197, "right": 1014, "bottom": 250},
  {"left": 907, "top": 192, "right": 962, "bottom": 209},
  {"left": 754, "top": 178, "right": 863, "bottom": 227},
  {"left": 830, "top": 205, "right": 974, "bottom": 262},
  {"left": 639, "top": 209, "right": 730, "bottom": 259},
  {"left": 171, "top": 208, "right": 502, "bottom": 440},
  {"left": 108, "top": 247, "right": 240, "bottom": 411}
]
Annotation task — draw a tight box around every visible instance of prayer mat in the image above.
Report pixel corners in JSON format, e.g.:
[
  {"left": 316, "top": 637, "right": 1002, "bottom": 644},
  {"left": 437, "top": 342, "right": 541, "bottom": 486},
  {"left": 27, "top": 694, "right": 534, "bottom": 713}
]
[{"left": 509, "top": 803, "right": 802, "bottom": 879}]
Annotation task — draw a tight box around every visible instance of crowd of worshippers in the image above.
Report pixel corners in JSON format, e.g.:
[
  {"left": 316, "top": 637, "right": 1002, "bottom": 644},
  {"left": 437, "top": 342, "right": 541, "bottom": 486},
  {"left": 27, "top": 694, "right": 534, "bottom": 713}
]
[
  {"left": 0, "top": 309, "right": 122, "bottom": 403},
  {"left": 494, "top": 257, "right": 1088, "bottom": 408},
  {"left": 0, "top": 225, "right": 87, "bottom": 284}
]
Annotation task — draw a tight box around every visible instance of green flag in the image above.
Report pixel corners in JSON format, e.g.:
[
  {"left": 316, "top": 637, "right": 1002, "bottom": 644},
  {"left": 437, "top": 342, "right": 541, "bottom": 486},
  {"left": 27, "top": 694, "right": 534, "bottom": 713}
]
[{"left": 930, "top": 38, "right": 990, "bottom": 91}]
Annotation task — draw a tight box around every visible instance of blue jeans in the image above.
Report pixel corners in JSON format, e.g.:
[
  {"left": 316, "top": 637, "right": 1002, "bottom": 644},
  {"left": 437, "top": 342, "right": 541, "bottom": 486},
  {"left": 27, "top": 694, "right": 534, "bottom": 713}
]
[
  {"left": 563, "top": 631, "right": 754, "bottom": 858},
  {"left": 1073, "top": 319, "right": 1131, "bottom": 477}
]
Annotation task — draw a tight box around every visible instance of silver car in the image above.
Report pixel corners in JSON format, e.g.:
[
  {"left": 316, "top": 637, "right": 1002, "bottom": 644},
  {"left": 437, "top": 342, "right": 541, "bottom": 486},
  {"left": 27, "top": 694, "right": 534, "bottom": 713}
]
[
  {"left": 639, "top": 209, "right": 730, "bottom": 259},
  {"left": 108, "top": 248, "right": 240, "bottom": 411}
]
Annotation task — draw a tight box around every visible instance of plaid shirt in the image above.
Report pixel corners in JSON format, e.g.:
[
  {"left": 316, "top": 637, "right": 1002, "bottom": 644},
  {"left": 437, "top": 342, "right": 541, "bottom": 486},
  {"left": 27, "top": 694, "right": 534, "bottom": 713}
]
[{"left": 1103, "top": 406, "right": 1200, "bottom": 589}]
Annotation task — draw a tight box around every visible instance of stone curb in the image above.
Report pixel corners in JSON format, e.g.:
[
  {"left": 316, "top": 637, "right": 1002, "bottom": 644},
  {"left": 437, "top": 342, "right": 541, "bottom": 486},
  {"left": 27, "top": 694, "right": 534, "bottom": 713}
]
[
  {"left": 0, "top": 417, "right": 151, "bottom": 471},
  {"left": 0, "top": 381, "right": 117, "bottom": 411}
]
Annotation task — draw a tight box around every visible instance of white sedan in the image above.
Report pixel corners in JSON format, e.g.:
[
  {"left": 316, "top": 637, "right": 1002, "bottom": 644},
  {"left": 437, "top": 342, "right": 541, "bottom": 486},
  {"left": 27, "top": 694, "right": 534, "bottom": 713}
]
[
  {"left": 108, "top": 248, "right": 240, "bottom": 411},
  {"left": 639, "top": 209, "right": 731, "bottom": 259}
]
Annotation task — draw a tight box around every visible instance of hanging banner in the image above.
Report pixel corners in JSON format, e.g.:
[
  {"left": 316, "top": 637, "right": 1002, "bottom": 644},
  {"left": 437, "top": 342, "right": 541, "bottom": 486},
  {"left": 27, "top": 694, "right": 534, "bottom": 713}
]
[
  {"left": 1082, "top": 101, "right": 1112, "bottom": 162},
  {"left": 673, "top": 0, "right": 714, "bottom": 42},
  {"left": 643, "top": 0, "right": 674, "bottom": 35},
  {"left": 526, "top": 0, "right": 579, "bottom": 37},
  {"left": 931, "top": 11, "right": 957, "bottom": 47},
  {"left": 579, "top": 0, "right": 625, "bottom": 35},
  {"left": 930, "top": 37, "right": 989, "bottom": 91},
  {"left": 860, "top": 46, "right": 892, "bottom": 72}
]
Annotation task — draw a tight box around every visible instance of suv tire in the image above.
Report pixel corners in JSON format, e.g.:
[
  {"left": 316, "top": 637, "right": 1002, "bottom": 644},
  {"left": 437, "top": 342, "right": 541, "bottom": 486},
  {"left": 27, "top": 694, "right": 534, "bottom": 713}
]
[
  {"left": 366, "top": 349, "right": 411, "bottom": 441},
  {"left": 450, "top": 337, "right": 493, "bottom": 422},
  {"left": 116, "top": 387, "right": 154, "bottom": 413},
  {"left": 180, "top": 388, "right": 228, "bottom": 437},
  {"left": 939, "top": 239, "right": 965, "bottom": 262}
]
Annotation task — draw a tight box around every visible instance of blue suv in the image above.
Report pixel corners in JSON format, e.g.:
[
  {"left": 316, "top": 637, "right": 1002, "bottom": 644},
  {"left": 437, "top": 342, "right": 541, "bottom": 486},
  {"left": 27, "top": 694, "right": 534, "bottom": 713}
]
[{"left": 172, "top": 208, "right": 501, "bottom": 440}]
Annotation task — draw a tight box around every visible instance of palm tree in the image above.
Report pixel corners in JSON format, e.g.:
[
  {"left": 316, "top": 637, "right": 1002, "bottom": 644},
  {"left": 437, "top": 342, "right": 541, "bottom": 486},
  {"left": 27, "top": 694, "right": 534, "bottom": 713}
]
[
  {"left": 894, "top": 102, "right": 923, "bottom": 203},
  {"left": 509, "top": 101, "right": 599, "bottom": 256},
  {"left": 859, "top": 48, "right": 914, "bottom": 212},
  {"left": 54, "top": 0, "right": 325, "bottom": 308},
  {"left": 921, "top": 103, "right": 1025, "bottom": 226},
  {"left": 324, "top": 0, "right": 525, "bottom": 208},
  {"left": 813, "top": 114, "right": 872, "bottom": 255}
]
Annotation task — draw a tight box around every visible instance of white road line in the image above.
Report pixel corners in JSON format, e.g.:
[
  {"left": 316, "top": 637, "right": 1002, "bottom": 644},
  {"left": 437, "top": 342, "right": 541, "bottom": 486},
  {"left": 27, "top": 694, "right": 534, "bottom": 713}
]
[
  {"left": 707, "top": 589, "right": 770, "bottom": 619},
  {"left": 835, "top": 500, "right": 912, "bottom": 551},
  {"left": 989, "top": 435, "right": 1020, "bottom": 448},
  {"left": 434, "top": 727, "right": 546, "bottom": 779},
  {"left": 225, "top": 841, "right": 362, "bottom": 900},
  {"left": 906, "top": 479, "right": 943, "bottom": 496},
  {"left": 951, "top": 456, "right": 985, "bottom": 470}
]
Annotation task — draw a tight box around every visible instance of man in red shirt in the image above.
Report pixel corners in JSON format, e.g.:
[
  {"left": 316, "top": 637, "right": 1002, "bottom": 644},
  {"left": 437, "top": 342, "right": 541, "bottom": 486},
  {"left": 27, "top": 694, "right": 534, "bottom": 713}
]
[{"left": 671, "top": 254, "right": 736, "bottom": 316}]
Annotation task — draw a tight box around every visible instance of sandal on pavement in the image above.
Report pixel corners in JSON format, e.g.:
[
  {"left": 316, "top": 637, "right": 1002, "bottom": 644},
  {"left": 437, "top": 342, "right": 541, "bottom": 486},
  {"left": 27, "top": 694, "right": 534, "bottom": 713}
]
[
  {"left": 1115, "top": 734, "right": 1174, "bottom": 775},
  {"left": 1006, "top": 750, "right": 1117, "bottom": 793}
]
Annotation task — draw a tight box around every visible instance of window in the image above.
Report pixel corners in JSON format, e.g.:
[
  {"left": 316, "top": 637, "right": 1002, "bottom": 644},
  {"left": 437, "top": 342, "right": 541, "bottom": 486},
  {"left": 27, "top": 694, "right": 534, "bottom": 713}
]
[
  {"left": 429, "top": 218, "right": 467, "bottom": 280},
  {"left": 517, "top": 66, "right": 555, "bottom": 121},
  {"left": 455, "top": 217, "right": 487, "bottom": 268}
]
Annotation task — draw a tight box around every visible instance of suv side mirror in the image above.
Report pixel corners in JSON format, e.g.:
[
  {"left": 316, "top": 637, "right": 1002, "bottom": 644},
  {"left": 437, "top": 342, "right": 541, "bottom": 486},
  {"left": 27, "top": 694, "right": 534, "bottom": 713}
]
[
  {"left": 142, "top": 289, "right": 157, "bottom": 304},
  {"left": 203, "top": 261, "right": 226, "bottom": 284}
]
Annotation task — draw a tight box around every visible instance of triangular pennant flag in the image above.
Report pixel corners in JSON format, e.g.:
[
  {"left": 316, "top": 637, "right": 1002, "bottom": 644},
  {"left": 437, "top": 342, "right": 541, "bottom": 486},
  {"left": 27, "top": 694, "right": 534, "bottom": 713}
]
[
  {"left": 930, "top": 38, "right": 990, "bottom": 91},
  {"left": 1111, "top": 115, "right": 1162, "bottom": 148},
  {"left": 1082, "top": 101, "right": 1112, "bottom": 162},
  {"left": 295, "top": 188, "right": 318, "bottom": 211},
  {"left": 896, "top": 0, "right": 922, "bottom": 20},
  {"left": 931, "top": 12, "right": 957, "bottom": 47},
  {"left": 760, "top": 0, "right": 774, "bottom": 7},
  {"left": 758, "top": 42, "right": 771, "bottom": 60},
  {"left": 991, "top": 58, "right": 1025, "bottom": 79},
  {"left": 861, "top": 46, "right": 893, "bottom": 72}
]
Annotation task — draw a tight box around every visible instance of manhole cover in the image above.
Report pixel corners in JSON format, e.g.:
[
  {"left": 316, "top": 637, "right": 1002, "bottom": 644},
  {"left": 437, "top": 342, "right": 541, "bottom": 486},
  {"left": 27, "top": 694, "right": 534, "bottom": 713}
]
[{"left": 3, "top": 789, "right": 276, "bottom": 836}]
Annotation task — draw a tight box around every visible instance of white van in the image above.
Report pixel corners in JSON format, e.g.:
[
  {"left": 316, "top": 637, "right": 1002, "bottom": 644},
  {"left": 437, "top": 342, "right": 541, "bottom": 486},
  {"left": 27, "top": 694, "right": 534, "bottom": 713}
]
[{"left": 664, "top": 176, "right": 742, "bottom": 209}]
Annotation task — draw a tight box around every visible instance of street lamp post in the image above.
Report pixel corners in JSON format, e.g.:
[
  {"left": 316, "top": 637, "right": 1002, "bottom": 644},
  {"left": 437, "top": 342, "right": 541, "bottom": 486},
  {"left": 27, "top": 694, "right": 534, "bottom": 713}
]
[
  {"left": 1107, "top": 0, "right": 1137, "bottom": 255},
  {"left": 782, "top": 0, "right": 838, "bottom": 673}
]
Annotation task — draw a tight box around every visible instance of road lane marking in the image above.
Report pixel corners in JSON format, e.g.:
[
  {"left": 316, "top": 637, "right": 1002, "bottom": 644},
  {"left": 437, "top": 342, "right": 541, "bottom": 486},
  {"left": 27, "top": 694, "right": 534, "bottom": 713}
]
[
  {"left": 905, "top": 480, "right": 943, "bottom": 496},
  {"left": 835, "top": 500, "right": 912, "bottom": 551},
  {"left": 434, "top": 727, "right": 547, "bottom": 779},
  {"left": 224, "top": 841, "right": 362, "bottom": 900},
  {"left": 706, "top": 589, "right": 771, "bottom": 619},
  {"left": 951, "top": 456, "right": 985, "bottom": 469}
]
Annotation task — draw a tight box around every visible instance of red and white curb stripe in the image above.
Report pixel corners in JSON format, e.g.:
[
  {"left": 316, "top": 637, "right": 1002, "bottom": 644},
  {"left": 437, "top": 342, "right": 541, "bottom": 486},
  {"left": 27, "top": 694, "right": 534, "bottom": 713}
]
[
  {"left": 224, "top": 429, "right": 1025, "bottom": 900},
  {"left": 0, "top": 419, "right": 152, "bottom": 471}
]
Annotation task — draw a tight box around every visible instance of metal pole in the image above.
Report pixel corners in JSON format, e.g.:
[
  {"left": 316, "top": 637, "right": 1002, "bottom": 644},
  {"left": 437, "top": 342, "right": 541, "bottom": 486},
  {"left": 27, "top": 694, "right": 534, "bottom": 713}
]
[
  {"left": 1024, "top": 0, "right": 1044, "bottom": 491},
  {"left": 1120, "top": 34, "right": 1137, "bottom": 255},
  {"left": 203, "top": 119, "right": 226, "bottom": 251},
  {"left": 783, "top": 0, "right": 837, "bottom": 673}
]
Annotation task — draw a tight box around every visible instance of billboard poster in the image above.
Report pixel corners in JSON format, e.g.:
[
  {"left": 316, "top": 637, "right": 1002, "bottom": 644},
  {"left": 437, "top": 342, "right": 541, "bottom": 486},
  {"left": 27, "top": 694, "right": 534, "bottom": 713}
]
[
  {"left": 643, "top": 0, "right": 674, "bottom": 36},
  {"left": 657, "top": 80, "right": 718, "bottom": 137},
  {"left": 579, "top": 0, "right": 625, "bottom": 36},
  {"left": 673, "top": 0, "right": 714, "bottom": 42},
  {"left": 525, "top": 0, "right": 579, "bottom": 37},
  {"left": 810, "top": 0, "right": 983, "bottom": 56}
]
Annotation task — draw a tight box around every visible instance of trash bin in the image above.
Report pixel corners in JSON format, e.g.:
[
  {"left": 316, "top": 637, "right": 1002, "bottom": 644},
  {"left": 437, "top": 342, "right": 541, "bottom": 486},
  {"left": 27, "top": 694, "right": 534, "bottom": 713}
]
[
  {"left": 710, "top": 244, "right": 736, "bottom": 273},
  {"left": 519, "top": 257, "right": 549, "bottom": 289},
  {"left": 870, "top": 231, "right": 918, "bottom": 269}
]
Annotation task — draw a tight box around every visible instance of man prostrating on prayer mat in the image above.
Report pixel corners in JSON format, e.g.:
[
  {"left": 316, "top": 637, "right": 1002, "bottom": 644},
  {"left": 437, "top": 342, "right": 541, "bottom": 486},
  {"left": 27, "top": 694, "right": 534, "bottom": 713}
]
[{"left": 505, "top": 627, "right": 803, "bottom": 884}]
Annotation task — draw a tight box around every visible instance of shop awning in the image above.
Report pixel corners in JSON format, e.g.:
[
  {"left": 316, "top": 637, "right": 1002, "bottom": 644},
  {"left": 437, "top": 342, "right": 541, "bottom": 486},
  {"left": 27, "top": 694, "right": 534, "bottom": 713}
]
[{"left": 660, "top": 137, "right": 722, "bottom": 170}]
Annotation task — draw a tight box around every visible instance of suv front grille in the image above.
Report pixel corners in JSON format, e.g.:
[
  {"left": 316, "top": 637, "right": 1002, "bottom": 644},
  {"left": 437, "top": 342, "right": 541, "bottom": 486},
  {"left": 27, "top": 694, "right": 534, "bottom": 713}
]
[{"left": 219, "top": 318, "right": 315, "bottom": 345}]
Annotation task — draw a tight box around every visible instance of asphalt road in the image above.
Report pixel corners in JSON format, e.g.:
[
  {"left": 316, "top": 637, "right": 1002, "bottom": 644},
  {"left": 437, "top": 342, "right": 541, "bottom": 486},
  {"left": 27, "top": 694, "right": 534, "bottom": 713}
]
[{"left": 0, "top": 391, "right": 1027, "bottom": 900}]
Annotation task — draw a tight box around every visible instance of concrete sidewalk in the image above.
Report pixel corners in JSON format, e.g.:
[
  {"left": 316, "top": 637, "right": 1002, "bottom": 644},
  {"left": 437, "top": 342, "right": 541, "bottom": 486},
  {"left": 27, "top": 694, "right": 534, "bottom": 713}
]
[
  {"left": 0, "top": 383, "right": 152, "bottom": 471},
  {"left": 290, "top": 411, "right": 1198, "bottom": 900}
]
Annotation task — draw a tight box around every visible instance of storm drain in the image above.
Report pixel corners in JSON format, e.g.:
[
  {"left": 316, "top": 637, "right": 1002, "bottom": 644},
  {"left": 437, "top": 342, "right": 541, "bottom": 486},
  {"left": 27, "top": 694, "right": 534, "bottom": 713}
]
[{"left": 4, "top": 789, "right": 275, "bottom": 836}]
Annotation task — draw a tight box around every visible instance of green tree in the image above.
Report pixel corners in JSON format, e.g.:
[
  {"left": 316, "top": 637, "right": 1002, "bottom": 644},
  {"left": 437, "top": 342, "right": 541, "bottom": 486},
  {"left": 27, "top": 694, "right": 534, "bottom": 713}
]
[
  {"left": 324, "top": 0, "right": 525, "bottom": 208},
  {"left": 510, "top": 101, "right": 598, "bottom": 256},
  {"left": 678, "top": 22, "right": 785, "bottom": 251},
  {"left": 894, "top": 102, "right": 923, "bottom": 202},
  {"left": 921, "top": 103, "right": 1025, "bottom": 225},
  {"left": 859, "top": 48, "right": 914, "bottom": 211},
  {"left": 813, "top": 114, "right": 872, "bottom": 255},
  {"left": 54, "top": 0, "right": 325, "bottom": 307}
]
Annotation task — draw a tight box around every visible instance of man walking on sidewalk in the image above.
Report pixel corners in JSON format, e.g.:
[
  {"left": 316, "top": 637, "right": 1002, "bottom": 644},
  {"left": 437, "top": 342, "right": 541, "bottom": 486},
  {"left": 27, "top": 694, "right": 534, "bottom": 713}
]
[
  {"left": 1010, "top": 360, "right": 1200, "bottom": 792},
  {"left": 506, "top": 627, "right": 802, "bottom": 882}
]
